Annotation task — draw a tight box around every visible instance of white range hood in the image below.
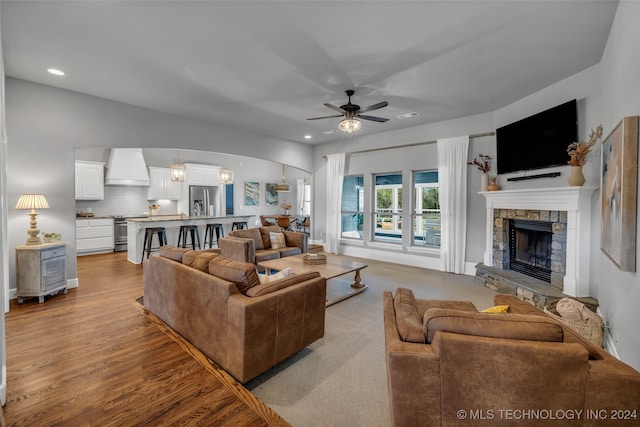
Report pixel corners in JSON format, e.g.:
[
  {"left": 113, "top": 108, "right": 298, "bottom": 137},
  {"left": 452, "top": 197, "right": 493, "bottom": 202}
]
[{"left": 105, "top": 148, "right": 150, "bottom": 186}]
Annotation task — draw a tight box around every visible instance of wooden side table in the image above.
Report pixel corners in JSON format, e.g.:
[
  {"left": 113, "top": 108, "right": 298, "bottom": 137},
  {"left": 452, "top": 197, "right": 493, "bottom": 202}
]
[{"left": 16, "top": 242, "right": 67, "bottom": 304}]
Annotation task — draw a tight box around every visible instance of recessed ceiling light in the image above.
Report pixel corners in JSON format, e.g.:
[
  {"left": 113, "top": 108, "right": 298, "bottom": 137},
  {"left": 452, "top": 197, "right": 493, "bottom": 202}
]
[
  {"left": 322, "top": 130, "right": 338, "bottom": 135},
  {"left": 397, "top": 112, "right": 420, "bottom": 119},
  {"left": 304, "top": 135, "right": 312, "bottom": 139},
  {"left": 47, "top": 68, "right": 65, "bottom": 76}
]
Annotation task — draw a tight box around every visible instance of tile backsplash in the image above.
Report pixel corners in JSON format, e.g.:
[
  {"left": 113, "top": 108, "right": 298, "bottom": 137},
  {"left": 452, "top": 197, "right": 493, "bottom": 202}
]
[{"left": 76, "top": 186, "right": 177, "bottom": 216}]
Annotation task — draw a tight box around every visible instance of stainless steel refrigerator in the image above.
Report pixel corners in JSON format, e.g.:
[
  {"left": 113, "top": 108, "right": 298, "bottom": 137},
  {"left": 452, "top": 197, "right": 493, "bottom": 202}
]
[{"left": 189, "top": 185, "right": 218, "bottom": 216}]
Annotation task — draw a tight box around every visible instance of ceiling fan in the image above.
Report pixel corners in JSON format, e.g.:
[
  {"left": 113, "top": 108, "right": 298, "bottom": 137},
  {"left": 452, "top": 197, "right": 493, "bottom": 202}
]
[{"left": 307, "top": 90, "right": 389, "bottom": 133}]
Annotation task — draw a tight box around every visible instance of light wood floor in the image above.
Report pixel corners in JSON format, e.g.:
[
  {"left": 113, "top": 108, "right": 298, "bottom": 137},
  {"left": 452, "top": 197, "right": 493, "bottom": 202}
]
[{"left": 3, "top": 252, "right": 288, "bottom": 426}]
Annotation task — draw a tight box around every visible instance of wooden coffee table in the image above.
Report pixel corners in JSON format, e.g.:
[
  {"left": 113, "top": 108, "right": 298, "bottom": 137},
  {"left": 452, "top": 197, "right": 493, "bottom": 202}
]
[{"left": 258, "top": 254, "right": 368, "bottom": 307}]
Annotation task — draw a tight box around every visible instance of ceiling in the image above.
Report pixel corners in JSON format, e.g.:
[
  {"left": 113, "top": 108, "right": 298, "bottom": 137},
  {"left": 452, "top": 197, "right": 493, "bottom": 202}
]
[{"left": 1, "top": 1, "right": 619, "bottom": 145}]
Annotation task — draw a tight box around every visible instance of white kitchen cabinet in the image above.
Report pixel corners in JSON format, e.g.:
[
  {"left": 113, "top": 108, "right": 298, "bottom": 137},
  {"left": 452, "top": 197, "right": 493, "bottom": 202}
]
[
  {"left": 147, "top": 167, "right": 181, "bottom": 200},
  {"left": 75, "top": 161, "right": 105, "bottom": 200},
  {"left": 186, "top": 164, "right": 219, "bottom": 186},
  {"left": 76, "top": 218, "right": 114, "bottom": 255}
]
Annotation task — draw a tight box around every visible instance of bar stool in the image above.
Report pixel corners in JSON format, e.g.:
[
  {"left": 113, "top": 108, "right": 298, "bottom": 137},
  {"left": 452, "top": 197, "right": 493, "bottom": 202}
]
[
  {"left": 204, "top": 223, "right": 224, "bottom": 248},
  {"left": 232, "top": 221, "right": 248, "bottom": 230},
  {"left": 141, "top": 227, "right": 167, "bottom": 263},
  {"left": 177, "top": 224, "right": 201, "bottom": 250}
]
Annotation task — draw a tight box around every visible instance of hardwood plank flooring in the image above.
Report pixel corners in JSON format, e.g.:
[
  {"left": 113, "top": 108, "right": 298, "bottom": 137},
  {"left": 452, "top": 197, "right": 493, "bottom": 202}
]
[{"left": 3, "top": 252, "right": 288, "bottom": 426}]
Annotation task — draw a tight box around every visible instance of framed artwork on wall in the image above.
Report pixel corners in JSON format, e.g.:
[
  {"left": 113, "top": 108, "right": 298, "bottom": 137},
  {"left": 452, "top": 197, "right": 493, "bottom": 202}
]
[
  {"left": 245, "top": 181, "right": 260, "bottom": 206},
  {"left": 265, "top": 183, "right": 278, "bottom": 206},
  {"left": 600, "top": 116, "right": 639, "bottom": 272}
]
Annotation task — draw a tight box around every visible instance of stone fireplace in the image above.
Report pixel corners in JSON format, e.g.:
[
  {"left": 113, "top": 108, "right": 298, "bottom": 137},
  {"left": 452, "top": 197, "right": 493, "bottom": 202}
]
[
  {"left": 479, "top": 186, "right": 596, "bottom": 298},
  {"left": 493, "top": 211, "right": 567, "bottom": 289}
]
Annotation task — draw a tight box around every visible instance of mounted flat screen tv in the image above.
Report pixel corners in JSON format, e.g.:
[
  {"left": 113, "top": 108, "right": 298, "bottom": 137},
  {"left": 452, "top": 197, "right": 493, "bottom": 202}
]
[{"left": 496, "top": 99, "right": 578, "bottom": 174}]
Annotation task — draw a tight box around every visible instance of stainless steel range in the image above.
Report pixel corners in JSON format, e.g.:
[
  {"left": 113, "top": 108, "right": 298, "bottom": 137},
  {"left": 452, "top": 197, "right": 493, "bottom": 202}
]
[{"left": 113, "top": 215, "right": 148, "bottom": 252}]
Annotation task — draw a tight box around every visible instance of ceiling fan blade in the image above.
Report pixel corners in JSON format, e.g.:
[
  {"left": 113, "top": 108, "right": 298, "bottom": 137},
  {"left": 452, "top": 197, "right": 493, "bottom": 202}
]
[
  {"left": 359, "top": 101, "right": 388, "bottom": 113},
  {"left": 306, "top": 114, "right": 344, "bottom": 120},
  {"left": 358, "top": 114, "right": 389, "bottom": 122},
  {"left": 324, "top": 103, "right": 347, "bottom": 114}
]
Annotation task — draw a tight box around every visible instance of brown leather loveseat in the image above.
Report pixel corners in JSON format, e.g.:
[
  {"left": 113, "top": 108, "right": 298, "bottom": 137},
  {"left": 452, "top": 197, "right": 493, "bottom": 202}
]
[
  {"left": 144, "top": 246, "right": 326, "bottom": 383},
  {"left": 219, "top": 225, "right": 307, "bottom": 267},
  {"left": 383, "top": 288, "right": 640, "bottom": 426}
]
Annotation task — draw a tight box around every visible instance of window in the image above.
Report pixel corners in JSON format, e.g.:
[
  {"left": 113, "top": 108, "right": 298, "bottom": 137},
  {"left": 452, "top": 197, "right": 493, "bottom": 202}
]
[
  {"left": 374, "top": 173, "right": 402, "bottom": 243},
  {"left": 341, "top": 175, "right": 364, "bottom": 239},
  {"left": 413, "top": 170, "right": 440, "bottom": 247},
  {"left": 302, "top": 184, "right": 311, "bottom": 216}
]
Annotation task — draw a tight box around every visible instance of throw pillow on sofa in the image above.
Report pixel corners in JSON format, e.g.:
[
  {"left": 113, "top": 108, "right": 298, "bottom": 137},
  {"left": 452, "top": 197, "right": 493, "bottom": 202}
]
[
  {"left": 270, "top": 232, "right": 286, "bottom": 249},
  {"left": 259, "top": 225, "right": 282, "bottom": 249},
  {"left": 258, "top": 267, "right": 291, "bottom": 284},
  {"left": 208, "top": 257, "right": 261, "bottom": 294},
  {"left": 481, "top": 305, "right": 510, "bottom": 314}
]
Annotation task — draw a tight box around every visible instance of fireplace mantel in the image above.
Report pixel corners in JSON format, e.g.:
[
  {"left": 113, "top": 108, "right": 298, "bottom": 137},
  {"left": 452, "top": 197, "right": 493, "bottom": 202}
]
[{"left": 481, "top": 186, "right": 597, "bottom": 297}]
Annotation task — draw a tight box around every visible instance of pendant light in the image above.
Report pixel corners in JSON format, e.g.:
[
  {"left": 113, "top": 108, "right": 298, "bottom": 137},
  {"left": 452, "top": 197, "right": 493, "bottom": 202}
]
[
  {"left": 276, "top": 164, "right": 291, "bottom": 192},
  {"left": 219, "top": 156, "right": 234, "bottom": 185},
  {"left": 169, "top": 150, "right": 186, "bottom": 182}
]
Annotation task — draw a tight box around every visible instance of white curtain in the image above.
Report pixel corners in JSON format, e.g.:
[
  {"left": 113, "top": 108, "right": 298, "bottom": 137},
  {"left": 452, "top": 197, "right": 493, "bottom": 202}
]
[
  {"left": 296, "top": 178, "right": 305, "bottom": 216},
  {"left": 325, "top": 153, "right": 345, "bottom": 254},
  {"left": 437, "top": 135, "right": 469, "bottom": 274}
]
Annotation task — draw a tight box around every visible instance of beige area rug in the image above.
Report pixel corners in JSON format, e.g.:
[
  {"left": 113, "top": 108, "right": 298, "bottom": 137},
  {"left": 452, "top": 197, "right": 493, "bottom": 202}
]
[{"left": 246, "top": 256, "right": 497, "bottom": 427}]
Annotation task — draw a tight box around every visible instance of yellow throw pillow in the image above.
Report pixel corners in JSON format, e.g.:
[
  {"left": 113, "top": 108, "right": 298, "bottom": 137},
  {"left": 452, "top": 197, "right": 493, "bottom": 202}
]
[{"left": 481, "top": 305, "right": 510, "bottom": 314}]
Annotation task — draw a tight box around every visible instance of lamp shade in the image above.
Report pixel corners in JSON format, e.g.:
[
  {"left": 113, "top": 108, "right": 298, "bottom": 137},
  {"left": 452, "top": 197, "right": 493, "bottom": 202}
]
[
  {"left": 15, "top": 194, "right": 49, "bottom": 210},
  {"left": 16, "top": 194, "right": 49, "bottom": 245},
  {"left": 275, "top": 183, "right": 291, "bottom": 192}
]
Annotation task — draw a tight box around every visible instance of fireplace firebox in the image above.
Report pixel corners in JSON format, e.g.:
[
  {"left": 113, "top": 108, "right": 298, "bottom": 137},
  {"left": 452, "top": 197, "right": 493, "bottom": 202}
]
[{"left": 508, "top": 219, "right": 553, "bottom": 282}]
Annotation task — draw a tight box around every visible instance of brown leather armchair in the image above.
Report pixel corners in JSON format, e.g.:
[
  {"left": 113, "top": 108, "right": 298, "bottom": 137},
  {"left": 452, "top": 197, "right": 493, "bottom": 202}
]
[{"left": 383, "top": 289, "right": 640, "bottom": 426}]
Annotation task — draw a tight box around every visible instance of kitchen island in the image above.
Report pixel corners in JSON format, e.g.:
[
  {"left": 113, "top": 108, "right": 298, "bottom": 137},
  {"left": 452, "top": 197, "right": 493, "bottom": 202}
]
[{"left": 126, "top": 215, "right": 252, "bottom": 264}]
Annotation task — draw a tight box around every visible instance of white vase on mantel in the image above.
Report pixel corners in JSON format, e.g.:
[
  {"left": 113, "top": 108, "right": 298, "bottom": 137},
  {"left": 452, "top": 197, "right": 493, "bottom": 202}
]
[{"left": 480, "top": 173, "right": 489, "bottom": 191}]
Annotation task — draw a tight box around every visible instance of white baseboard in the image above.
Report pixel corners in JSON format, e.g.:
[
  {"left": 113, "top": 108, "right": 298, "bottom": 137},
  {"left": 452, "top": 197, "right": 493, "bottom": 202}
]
[
  {"left": 338, "top": 242, "right": 477, "bottom": 276},
  {"left": 597, "top": 307, "right": 620, "bottom": 359},
  {"left": 0, "top": 365, "right": 5, "bottom": 405}
]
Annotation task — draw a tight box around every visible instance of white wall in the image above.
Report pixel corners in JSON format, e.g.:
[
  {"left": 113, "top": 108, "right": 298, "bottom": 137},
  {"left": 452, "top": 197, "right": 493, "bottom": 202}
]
[
  {"left": 589, "top": 0, "right": 640, "bottom": 370},
  {"left": 6, "top": 78, "right": 313, "bottom": 292}
]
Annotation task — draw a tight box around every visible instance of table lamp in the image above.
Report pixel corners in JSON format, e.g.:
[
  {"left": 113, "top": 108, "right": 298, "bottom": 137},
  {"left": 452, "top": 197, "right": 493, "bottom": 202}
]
[{"left": 15, "top": 194, "right": 49, "bottom": 245}]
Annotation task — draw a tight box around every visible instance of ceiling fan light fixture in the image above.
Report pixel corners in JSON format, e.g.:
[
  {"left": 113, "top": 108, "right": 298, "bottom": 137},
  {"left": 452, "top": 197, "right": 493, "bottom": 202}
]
[{"left": 338, "top": 117, "right": 361, "bottom": 133}]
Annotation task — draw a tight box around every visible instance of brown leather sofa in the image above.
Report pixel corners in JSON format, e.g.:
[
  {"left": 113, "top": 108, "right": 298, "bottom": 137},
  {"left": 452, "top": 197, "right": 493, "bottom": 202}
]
[
  {"left": 219, "top": 225, "right": 307, "bottom": 267},
  {"left": 143, "top": 246, "right": 326, "bottom": 383},
  {"left": 383, "top": 288, "right": 640, "bottom": 426}
]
